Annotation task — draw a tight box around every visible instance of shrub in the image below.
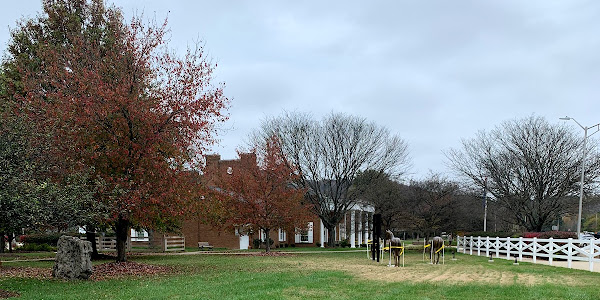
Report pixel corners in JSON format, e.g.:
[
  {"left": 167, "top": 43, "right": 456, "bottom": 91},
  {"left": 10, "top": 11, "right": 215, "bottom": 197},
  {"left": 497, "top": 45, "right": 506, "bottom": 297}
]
[
  {"left": 340, "top": 239, "right": 350, "bottom": 248},
  {"left": 21, "top": 233, "right": 63, "bottom": 246},
  {"left": 464, "top": 231, "right": 514, "bottom": 238},
  {"left": 253, "top": 239, "right": 261, "bottom": 249},
  {"left": 20, "top": 243, "right": 55, "bottom": 252},
  {"left": 538, "top": 231, "right": 577, "bottom": 239},
  {"left": 523, "top": 232, "right": 541, "bottom": 238},
  {"left": 316, "top": 243, "right": 321, "bottom": 247}
]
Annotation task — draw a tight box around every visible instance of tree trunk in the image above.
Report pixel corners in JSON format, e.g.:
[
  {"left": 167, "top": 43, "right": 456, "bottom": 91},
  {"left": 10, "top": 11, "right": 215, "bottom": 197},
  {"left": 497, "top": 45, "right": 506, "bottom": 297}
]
[
  {"left": 264, "top": 228, "right": 271, "bottom": 253},
  {"left": 0, "top": 233, "right": 5, "bottom": 253},
  {"left": 7, "top": 233, "right": 14, "bottom": 253},
  {"left": 327, "top": 226, "right": 336, "bottom": 248},
  {"left": 115, "top": 216, "right": 129, "bottom": 262},
  {"left": 85, "top": 224, "right": 99, "bottom": 259}
]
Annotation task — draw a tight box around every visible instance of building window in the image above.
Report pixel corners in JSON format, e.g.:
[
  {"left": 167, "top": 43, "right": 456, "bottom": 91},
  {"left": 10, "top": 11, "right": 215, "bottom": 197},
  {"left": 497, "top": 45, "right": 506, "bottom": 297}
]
[
  {"left": 295, "top": 222, "right": 313, "bottom": 243},
  {"left": 279, "top": 228, "right": 286, "bottom": 242},
  {"left": 130, "top": 229, "right": 149, "bottom": 242}
]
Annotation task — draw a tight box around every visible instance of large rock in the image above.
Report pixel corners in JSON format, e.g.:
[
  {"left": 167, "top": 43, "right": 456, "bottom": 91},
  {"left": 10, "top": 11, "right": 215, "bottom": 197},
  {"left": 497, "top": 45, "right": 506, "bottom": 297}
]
[{"left": 52, "top": 235, "right": 93, "bottom": 280}]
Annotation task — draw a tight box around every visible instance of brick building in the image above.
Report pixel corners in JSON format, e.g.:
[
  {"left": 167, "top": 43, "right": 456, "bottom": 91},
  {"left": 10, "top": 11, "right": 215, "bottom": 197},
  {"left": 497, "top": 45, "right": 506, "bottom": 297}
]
[{"left": 180, "top": 154, "right": 374, "bottom": 249}]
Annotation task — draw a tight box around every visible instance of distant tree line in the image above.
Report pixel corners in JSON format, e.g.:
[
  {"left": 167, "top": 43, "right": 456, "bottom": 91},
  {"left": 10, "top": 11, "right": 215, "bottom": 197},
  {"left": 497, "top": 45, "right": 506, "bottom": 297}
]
[{"left": 351, "top": 170, "right": 488, "bottom": 239}]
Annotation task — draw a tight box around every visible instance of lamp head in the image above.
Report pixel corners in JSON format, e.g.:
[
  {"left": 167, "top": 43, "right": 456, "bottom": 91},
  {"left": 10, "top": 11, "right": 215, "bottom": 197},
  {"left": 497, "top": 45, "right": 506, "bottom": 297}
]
[{"left": 559, "top": 116, "right": 571, "bottom": 121}]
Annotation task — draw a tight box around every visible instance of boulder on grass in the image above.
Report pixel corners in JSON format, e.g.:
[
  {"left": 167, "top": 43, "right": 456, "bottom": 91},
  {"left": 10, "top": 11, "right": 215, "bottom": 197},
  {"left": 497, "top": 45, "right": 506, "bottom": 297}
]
[{"left": 52, "top": 235, "right": 93, "bottom": 280}]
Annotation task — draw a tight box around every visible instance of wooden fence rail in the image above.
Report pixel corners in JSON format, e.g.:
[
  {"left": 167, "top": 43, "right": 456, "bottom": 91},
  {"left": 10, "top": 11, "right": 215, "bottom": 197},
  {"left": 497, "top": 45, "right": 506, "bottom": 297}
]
[
  {"left": 82, "top": 235, "right": 184, "bottom": 252},
  {"left": 81, "top": 236, "right": 132, "bottom": 251},
  {"left": 163, "top": 236, "right": 185, "bottom": 252},
  {"left": 457, "top": 235, "right": 600, "bottom": 271}
]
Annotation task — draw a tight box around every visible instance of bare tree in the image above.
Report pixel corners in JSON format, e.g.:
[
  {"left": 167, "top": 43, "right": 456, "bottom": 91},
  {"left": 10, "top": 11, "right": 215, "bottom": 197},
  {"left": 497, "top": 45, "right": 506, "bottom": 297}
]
[
  {"left": 408, "top": 174, "right": 460, "bottom": 238},
  {"left": 446, "top": 116, "right": 600, "bottom": 231},
  {"left": 350, "top": 170, "right": 412, "bottom": 231},
  {"left": 250, "top": 112, "right": 410, "bottom": 247}
]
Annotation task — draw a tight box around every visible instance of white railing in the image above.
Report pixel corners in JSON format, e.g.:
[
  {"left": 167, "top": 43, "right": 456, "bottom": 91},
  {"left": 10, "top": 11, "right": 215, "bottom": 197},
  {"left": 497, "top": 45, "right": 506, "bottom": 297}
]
[{"left": 457, "top": 235, "right": 600, "bottom": 271}]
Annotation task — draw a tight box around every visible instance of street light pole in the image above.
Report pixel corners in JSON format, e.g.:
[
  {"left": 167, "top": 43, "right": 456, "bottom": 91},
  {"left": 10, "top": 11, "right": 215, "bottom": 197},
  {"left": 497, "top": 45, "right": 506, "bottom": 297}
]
[
  {"left": 560, "top": 116, "right": 600, "bottom": 238},
  {"left": 577, "top": 126, "right": 588, "bottom": 238}
]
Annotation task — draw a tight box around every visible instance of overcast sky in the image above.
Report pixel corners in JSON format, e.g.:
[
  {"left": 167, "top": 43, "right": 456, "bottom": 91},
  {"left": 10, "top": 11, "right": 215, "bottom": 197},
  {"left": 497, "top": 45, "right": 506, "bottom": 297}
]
[{"left": 2, "top": 0, "right": 600, "bottom": 180}]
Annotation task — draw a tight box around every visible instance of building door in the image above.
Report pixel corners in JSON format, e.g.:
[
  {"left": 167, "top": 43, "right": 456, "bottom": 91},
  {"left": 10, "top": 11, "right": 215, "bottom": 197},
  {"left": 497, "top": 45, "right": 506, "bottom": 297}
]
[{"left": 239, "top": 235, "right": 249, "bottom": 250}]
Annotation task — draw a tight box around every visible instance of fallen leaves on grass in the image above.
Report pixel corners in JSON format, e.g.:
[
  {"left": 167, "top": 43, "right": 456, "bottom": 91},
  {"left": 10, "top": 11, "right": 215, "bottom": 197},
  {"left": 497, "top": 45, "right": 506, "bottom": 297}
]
[
  {"left": 0, "top": 289, "right": 20, "bottom": 299},
  {"left": 0, "top": 261, "right": 174, "bottom": 281},
  {"left": 0, "top": 266, "right": 51, "bottom": 279},
  {"left": 90, "top": 261, "right": 174, "bottom": 281},
  {"left": 252, "top": 252, "right": 293, "bottom": 257}
]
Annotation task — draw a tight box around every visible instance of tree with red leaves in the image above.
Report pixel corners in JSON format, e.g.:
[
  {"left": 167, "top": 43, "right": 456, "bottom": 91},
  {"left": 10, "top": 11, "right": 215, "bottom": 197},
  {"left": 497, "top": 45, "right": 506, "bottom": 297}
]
[
  {"left": 5, "top": 0, "right": 229, "bottom": 261},
  {"left": 214, "top": 137, "right": 310, "bottom": 252}
]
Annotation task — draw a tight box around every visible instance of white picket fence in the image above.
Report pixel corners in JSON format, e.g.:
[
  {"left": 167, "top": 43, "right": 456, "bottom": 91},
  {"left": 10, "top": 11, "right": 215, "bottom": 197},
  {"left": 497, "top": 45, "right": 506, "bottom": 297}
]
[{"left": 457, "top": 236, "right": 600, "bottom": 272}]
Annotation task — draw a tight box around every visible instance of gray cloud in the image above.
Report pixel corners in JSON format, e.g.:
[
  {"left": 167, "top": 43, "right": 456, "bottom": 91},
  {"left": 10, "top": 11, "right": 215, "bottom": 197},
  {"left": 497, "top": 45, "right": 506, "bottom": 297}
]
[{"left": 2, "top": 0, "right": 600, "bottom": 180}]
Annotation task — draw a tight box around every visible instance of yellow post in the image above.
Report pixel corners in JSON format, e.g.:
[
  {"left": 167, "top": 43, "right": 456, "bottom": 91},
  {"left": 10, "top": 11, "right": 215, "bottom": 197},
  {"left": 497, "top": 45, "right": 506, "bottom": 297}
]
[{"left": 402, "top": 242, "right": 405, "bottom": 267}]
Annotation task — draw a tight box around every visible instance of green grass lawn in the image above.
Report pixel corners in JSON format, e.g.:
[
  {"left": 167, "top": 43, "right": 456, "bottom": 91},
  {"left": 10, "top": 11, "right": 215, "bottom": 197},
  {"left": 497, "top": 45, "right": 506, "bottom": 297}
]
[{"left": 2, "top": 250, "right": 600, "bottom": 299}]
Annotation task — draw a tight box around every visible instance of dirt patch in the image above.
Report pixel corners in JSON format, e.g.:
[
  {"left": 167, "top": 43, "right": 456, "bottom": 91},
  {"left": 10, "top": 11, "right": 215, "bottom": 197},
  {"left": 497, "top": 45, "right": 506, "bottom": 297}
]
[
  {"left": 352, "top": 262, "right": 557, "bottom": 285},
  {"left": 286, "top": 257, "right": 578, "bottom": 286},
  {"left": 0, "top": 289, "right": 20, "bottom": 299}
]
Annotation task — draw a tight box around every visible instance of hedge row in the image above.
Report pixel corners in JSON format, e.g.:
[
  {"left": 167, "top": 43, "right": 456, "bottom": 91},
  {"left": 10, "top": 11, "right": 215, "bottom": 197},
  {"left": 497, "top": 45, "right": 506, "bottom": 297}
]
[
  {"left": 523, "top": 231, "right": 577, "bottom": 239},
  {"left": 20, "top": 233, "right": 64, "bottom": 246},
  {"left": 462, "top": 231, "right": 514, "bottom": 238},
  {"left": 462, "top": 231, "right": 577, "bottom": 239}
]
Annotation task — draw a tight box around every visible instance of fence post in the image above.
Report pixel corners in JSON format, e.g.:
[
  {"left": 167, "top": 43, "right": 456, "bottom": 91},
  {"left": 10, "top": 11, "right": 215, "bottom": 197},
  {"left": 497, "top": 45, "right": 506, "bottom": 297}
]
[
  {"left": 506, "top": 237, "right": 510, "bottom": 259},
  {"left": 567, "top": 238, "right": 572, "bottom": 269},
  {"left": 470, "top": 236, "right": 473, "bottom": 255},
  {"left": 463, "top": 236, "right": 467, "bottom": 254},
  {"left": 477, "top": 236, "right": 481, "bottom": 256},
  {"left": 495, "top": 237, "right": 500, "bottom": 258},
  {"left": 518, "top": 237, "right": 523, "bottom": 262},
  {"left": 549, "top": 238, "right": 553, "bottom": 266},
  {"left": 533, "top": 237, "right": 537, "bottom": 264},
  {"left": 590, "top": 239, "right": 594, "bottom": 272},
  {"left": 163, "top": 235, "right": 167, "bottom": 252},
  {"left": 485, "top": 236, "right": 490, "bottom": 258}
]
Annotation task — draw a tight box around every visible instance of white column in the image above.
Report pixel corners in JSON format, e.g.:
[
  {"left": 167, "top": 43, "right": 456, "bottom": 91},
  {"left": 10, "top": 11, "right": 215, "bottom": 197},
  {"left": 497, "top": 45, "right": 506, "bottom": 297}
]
[
  {"left": 350, "top": 210, "right": 356, "bottom": 248},
  {"left": 335, "top": 223, "right": 338, "bottom": 242},
  {"left": 320, "top": 219, "right": 325, "bottom": 248},
  {"left": 343, "top": 213, "right": 347, "bottom": 239},
  {"left": 364, "top": 212, "right": 369, "bottom": 243},
  {"left": 357, "top": 211, "right": 363, "bottom": 246}
]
